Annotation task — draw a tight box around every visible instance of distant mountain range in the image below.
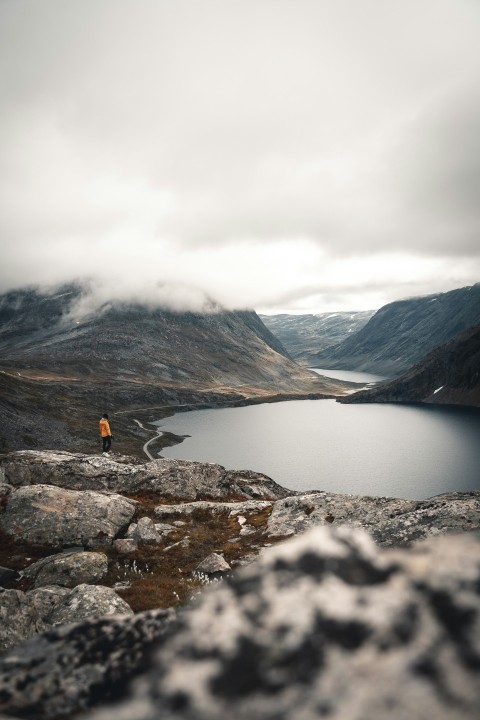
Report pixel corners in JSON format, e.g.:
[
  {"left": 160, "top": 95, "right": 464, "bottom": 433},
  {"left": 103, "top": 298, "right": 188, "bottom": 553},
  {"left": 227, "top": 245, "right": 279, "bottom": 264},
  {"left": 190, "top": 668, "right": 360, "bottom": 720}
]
[
  {"left": 340, "top": 322, "right": 480, "bottom": 407},
  {"left": 0, "top": 285, "right": 350, "bottom": 453},
  {"left": 303, "top": 284, "right": 480, "bottom": 376},
  {"left": 260, "top": 311, "right": 374, "bottom": 365}
]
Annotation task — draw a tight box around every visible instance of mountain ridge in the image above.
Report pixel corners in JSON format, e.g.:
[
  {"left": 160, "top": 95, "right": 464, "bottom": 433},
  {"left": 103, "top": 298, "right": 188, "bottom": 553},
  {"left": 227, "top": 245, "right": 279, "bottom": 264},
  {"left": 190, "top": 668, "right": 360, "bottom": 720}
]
[
  {"left": 340, "top": 321, "right": 480, "bottom": 407},
  {"left": 309, "top": 283, "right": 480, "bottom": 376}
]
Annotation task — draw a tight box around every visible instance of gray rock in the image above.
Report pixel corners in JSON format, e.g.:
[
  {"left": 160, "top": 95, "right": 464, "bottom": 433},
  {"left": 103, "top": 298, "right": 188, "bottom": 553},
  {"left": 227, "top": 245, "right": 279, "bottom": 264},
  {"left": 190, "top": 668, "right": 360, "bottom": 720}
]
[
  {"left": 130, "top": 517, "right": 161, "bottom": 545},
  {"left": 48, "top": 584, "right": 133, "bottom": 625},
  {"left": 85, "top": 527, "right": 480, "bottom": 720},
  {"left": 194, "top": 553, "right": 231, "bottom": 575},
  {"left": 23, "top": 551, "right": 108, "bottom": 588},
  {"left": 267, "top": 490, "right": 480, "bottom": 546},
  {"left": 155, "top": 499, "right": 272, "bottom": 520},
  {"left": 0, "top": 581, "right": 132, "bottom": 652},
  {"left": 0, "top": 586, "right": 69, "bottom": 651},
  {"left": 113, "top": 538, "right": 138, "bottom": 554},
  {"left": 239, "top": 525, "right": 256, "bottom": 536},
  {"left": 154, "top": 522, "right": 177, "bottom": 536},
  {"left": 0, "top": 451, "right": 288, "bottom": 500},
  {"left": 0, "top": 484, "right": 136, "bottom": 547},
  {"left": 0, "top": 609, "right": 175, "bottom": 720}
]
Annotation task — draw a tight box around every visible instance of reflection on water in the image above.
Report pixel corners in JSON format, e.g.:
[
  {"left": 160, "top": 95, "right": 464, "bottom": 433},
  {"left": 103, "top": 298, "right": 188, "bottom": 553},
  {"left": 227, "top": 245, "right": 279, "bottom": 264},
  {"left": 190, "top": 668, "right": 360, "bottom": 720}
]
[{"left": 157, "top": 400, "right": 480, "bottom": 500}]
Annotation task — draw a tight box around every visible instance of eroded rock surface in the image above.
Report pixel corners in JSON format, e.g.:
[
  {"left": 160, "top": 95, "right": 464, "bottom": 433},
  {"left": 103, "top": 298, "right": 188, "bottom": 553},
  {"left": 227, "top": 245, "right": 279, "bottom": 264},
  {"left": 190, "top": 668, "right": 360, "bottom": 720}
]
[
  {"left": 0, "top": 484, "right": 136, "bottom": 547},
  {"left": 0, "top": 451, "right": 289, "bottom": 500},
  {"left": 155, "top": 499, "right": 272, "bottom": 519},
  {"left": 267, "top": 490, "right": 480, "bottom": 546},
  {"left": 0, "top": 609, "right": 175, "bottom": 720},
  {"left": 85, "top": 527, "right": 480, "bottom": 720},
  {"left": 23, "top": 551, "right": 108, "bottom": 588},
  {"left": 0, "top": 584, "right": 132, "bottom": 652}
]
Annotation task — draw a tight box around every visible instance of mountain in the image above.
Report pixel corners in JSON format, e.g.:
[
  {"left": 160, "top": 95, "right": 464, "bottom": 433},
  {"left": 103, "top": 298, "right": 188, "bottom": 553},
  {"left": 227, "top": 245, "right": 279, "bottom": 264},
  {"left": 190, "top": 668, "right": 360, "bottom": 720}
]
[
  {"left": 0, "top": 285, "right": 352, "bottom": 454},
  {"left": 310, "top": 284, "right": 480, "bottom": 376},
  {"left": 340, "top": 322, "right": 480, "bottom": 407},
  {"left": 259, "top": 311, "right": 374, "bottom": 365}
]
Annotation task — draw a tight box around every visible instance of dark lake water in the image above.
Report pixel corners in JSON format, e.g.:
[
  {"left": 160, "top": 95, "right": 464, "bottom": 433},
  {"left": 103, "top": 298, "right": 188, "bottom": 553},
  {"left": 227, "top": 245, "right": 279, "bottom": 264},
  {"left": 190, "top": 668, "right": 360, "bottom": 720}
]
[{"left": 156, "top": 399, "right": 480, "bottom": 500}]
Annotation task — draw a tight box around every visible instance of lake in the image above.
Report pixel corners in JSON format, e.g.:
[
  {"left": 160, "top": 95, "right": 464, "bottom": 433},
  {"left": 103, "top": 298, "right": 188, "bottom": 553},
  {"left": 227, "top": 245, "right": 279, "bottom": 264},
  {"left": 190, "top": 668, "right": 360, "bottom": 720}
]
[{"left": 156, "top": 398, "right": 480, "bottom": 500}]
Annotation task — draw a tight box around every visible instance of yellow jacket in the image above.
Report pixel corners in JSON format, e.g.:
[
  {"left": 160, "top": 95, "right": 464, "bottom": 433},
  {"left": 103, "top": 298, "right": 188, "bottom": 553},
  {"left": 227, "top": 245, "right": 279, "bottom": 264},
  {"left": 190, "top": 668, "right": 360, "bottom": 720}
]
[{"left": 99, "top": 418, "right": 111, "bottom": 437}]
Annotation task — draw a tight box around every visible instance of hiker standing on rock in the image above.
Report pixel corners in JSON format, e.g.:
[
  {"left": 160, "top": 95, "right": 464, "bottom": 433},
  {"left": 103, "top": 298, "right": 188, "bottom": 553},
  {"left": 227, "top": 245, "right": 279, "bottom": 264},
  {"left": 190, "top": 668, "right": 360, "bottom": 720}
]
[{"left": 99, "top": 413, "right": 113, "bottom": 453}]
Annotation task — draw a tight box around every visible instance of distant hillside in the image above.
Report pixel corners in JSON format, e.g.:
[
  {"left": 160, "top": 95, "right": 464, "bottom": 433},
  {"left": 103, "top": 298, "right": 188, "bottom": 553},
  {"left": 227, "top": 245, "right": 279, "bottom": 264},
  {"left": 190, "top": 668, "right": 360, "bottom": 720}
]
[
  {"left": 311, "top": 284, "right": 480, "bottom": 376},
  {"left": 0, "top": 285, "right": 352, "bottom": 454},
  {"left": 260, "top": 311, "right": 374, "bottom": 364},
  {"left": 340, "top": 323, "right": 480, "bottom": 408},
  {"left": 0, "top": 288, "right": 302, "bottom": 388}
]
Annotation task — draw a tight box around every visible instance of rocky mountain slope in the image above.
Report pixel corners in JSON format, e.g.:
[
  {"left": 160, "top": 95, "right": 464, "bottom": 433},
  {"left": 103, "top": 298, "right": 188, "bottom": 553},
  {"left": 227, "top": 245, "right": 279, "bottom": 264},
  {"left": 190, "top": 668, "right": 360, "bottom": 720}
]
[
  {"left": 341, "top": 322, "right": 480, "bottom": 407},
  {"left": 0, "top": 285, "right": 352, "bottom": 454},
  {"left": 310, "top": 283, "right": 480, "bottom": 376},
  {"left": 0, "top": 450, "right": 479, "bottom": 720},
  {"left": 260, "top": 310, "right": 374, "bottom": 364}
]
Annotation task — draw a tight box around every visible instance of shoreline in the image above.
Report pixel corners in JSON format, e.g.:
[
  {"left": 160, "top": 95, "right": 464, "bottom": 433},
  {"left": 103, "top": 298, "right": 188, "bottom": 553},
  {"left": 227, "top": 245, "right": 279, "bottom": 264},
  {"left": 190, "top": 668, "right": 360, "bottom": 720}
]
[{"left": 122, "top": 391, "right": 340, "bottom": 461}]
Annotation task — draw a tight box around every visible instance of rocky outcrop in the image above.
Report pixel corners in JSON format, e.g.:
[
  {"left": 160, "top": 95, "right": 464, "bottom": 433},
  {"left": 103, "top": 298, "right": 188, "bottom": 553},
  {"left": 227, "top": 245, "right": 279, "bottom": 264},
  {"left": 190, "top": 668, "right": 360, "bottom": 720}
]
[
  {"left": 71, "top": 527, "right": 480, "bottom": 720},
  {"left": 155, "top": 499, "right": 273, "bottom": 520},
  {"left": 266, "top": 491, "right": 480, "bottom": 546},
  {"left": 22, "top": 551, "right": 108, "bottom": 588},
  {"left": 0, "top": 451, "right": 290, "bottom": 500},
  {"left": 0, "top": 484, "right": 136, "bottom": 547},
  {"left": 47, "top": 584, "right": 132, "bottom": 626},
  {"left": 0, "top": 527, "right": 480, "bottom": 720},
  {"left": 0, "top": 609, "right": 175, "bottom": 719},
  {"left": 0, "top": 583, "right": 132, "bottom": 652}
]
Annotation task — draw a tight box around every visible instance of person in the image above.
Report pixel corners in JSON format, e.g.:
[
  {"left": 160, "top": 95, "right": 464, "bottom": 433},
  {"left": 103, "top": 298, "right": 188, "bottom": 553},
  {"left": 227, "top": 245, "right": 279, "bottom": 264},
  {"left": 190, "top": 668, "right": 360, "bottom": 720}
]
[{"left": 99, "top": 413, "right": 113, "bottom": 453}]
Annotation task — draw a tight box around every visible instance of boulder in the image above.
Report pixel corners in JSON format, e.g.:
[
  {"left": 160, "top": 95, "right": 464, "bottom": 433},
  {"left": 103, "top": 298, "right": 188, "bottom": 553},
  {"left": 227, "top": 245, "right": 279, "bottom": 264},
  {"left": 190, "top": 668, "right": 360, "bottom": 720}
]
[
  {"left": 128, "top": 517, "right": 161, "bottom": 545},
  {"left": 84, "top": 527, "right": 480, "bottom": 720},
  {"left": 22, "top": 551, "right": 108, "bottom": 588},
  {"left": 266, "top": 490, "right": 480, "bottom": 545},
  {"left": 0, "top": 609, "right": 175, "bottom": 720},
  {"left": 155, "top": 499, "right": 272, "bottom": 520},
  {"left": 48, "top": 584, "right": 133, "bottom": 626},
  {"left": 0, "top": 484, "right": 136, "bottom": 547},
  {"left": 194, "top": 553, "right": 231, "bottom": 575},
  {"left": 0, "top": 451, "right": 289, "bottom": 500},
  {"left": 0, "top": 586, "right": 69, "bottom": 651},
  {"left": 0, "top": 582, "right": 131, "bottom": 652},
  {"left": 113, "top": 539, "right": 138, "bottom": 554}
]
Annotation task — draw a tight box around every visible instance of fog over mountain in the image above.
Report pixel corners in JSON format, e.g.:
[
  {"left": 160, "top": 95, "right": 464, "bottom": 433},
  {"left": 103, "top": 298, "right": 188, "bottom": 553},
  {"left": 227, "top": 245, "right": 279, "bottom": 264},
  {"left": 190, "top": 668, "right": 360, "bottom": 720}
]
[{"left": 1, "top": 0, "right": 479, "bottom": 313}]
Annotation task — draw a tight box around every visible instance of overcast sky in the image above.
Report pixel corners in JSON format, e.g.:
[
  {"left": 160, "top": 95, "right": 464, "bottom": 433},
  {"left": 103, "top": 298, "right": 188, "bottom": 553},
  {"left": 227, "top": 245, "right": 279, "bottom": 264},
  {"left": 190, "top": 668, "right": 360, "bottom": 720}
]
[{"left": 1, "top": 0, "right": 479, "bottom": 314}]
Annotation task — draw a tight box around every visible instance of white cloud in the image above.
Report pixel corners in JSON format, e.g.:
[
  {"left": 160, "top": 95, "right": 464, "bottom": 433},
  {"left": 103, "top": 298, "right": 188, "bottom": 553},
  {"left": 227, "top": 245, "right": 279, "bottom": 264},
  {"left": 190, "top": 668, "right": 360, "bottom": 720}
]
[{"left": 1, "top": 0, "right": 479, "bottom": 312}]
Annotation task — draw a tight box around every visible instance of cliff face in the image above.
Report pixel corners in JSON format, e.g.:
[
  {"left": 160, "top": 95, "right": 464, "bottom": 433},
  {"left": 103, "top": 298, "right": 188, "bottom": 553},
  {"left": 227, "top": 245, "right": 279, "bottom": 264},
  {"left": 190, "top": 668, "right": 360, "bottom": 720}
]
[
  {"left": 340, "top": 323, "right": 480, "bottom": 407},
  {"left": 310, "top": 284, "right": 480, "bottom": 376},
  {"left": 260, "top": 310, "right": 374, "bottom": 364}
]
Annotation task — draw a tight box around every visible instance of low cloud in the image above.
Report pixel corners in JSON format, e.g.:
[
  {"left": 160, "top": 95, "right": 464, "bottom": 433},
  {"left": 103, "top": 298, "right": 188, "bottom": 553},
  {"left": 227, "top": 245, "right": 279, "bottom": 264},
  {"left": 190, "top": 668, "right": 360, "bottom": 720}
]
[{"left": 1, "top": 0, "right": 479, "bottom": 313}]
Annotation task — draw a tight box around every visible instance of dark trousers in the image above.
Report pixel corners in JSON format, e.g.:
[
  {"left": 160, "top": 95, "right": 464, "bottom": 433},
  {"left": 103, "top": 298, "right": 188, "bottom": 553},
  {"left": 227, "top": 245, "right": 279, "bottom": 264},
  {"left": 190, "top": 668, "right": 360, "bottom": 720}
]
[{"left": 102, "top": 436, "right": 112, "bottom": 452}]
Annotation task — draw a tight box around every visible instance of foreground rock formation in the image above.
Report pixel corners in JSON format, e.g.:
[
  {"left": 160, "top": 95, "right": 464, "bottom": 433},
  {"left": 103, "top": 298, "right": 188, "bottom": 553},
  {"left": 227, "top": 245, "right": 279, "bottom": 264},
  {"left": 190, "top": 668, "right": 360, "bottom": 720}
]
[
  {"left": 1, "top": 450, "right": 480, "bottom": 719},
  {"left": 0, "top": 450, "right": 290, "bottom": 499},
  {"left": 1, "top": 528, "right": 479, "bottom": 720}
]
